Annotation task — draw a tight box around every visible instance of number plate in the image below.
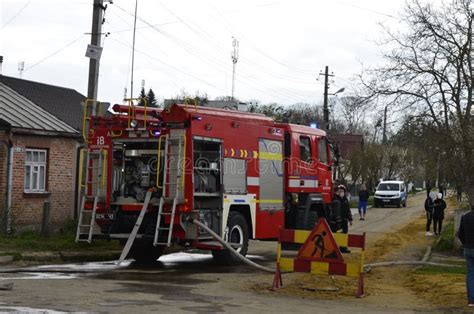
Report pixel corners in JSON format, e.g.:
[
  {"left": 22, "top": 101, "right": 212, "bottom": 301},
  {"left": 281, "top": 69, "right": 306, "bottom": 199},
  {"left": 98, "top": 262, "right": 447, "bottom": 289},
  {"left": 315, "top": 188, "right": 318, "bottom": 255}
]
[{"left": 95, "top": 213, "right": 115, "bottom": 220}]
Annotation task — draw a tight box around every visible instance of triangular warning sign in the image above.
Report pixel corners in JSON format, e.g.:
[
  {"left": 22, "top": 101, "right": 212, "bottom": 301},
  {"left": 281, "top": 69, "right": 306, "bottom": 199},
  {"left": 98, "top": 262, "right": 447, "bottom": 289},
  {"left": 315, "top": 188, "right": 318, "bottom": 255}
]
[{"left": 297, "top": 218, "right": 344, "bottom": 263}]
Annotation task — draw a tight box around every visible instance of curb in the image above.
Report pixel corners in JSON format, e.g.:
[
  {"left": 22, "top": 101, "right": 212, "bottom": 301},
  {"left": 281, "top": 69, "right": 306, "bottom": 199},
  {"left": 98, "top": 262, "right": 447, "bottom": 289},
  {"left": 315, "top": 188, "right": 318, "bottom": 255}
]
[{"left": 0, "top": 251, "right": 121, "bottom": 264}]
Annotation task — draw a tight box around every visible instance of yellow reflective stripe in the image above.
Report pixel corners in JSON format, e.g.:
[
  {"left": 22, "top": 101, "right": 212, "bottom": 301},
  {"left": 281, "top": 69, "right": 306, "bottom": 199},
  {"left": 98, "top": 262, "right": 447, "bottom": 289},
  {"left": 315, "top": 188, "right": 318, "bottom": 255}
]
[
  {"left": 259, "top": 152, "right": 282, "bottom": 161},
  {"left": 294, "top": 230, "right": 311, "bottom": 244},
  {"left": 223, "top": 199, "right": 230, "bottom": 203},
  {"left": 277, "top": 243, "right": 282, "bottom": 262},
  {"left": 333, "top": 233, "right": 348, "bottom": 247},
  {"left": 256, "top": 199, "right": 283, "bottom": 204},
  {"left": 253, "top": 151, "right": 258, "bottom": 158},
  {"left": 360, "top": 249, "right": 365, "bottom": 273},
  {"left": 346, "top": 263, "right": 360, "bottom": 277},
  {"left": 279, "top": 257, "right": 294, "bottom": 271},
  {"left": 311, "top": 261, "right": 329, "bottom": 275}
]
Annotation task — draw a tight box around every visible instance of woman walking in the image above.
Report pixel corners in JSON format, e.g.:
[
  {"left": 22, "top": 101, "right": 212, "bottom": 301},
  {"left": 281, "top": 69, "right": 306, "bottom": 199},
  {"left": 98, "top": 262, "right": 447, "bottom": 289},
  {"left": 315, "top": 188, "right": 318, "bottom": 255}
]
[{"left": 358, "top": 184, "right": 369, "bottom": 221}]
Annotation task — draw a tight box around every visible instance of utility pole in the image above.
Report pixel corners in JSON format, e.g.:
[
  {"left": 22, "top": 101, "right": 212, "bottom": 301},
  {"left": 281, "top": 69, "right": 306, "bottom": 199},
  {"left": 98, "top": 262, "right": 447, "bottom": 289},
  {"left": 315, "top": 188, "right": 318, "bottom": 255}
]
[
  {"left": 86, "top": 0, "right": 107, "bottom": 101},
  {"left": 319, "top": 66, "right": 334, "bottom": 131},
  {"left": 231, "top": 37, "right": 239, "bottom": 101},
  {"left": 382, "top": 105, "right": 388, "bottom": 144}
]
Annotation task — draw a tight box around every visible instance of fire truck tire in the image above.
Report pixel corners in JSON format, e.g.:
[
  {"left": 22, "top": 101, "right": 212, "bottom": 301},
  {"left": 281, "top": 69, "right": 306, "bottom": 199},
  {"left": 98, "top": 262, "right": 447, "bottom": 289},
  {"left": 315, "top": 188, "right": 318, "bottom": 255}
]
[
  {"left": 129, "top": 243, "right": 165, "bottom": 264},
  {"left": 212, "top": 212, "right": 249, "bottom": 266}
]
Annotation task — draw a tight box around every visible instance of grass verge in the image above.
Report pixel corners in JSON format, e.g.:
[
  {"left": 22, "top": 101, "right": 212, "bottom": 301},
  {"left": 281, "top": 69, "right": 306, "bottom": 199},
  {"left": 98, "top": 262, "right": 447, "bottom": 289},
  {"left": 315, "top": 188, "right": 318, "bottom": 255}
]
[{"left": 0, "top": 220, "right": 120, "bottom": 253}]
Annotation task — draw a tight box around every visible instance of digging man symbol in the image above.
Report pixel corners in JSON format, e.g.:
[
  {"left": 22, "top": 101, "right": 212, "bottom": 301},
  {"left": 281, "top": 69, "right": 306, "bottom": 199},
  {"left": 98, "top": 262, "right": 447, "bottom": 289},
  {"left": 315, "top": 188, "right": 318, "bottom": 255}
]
[{"left": 310, "top": 230, "right": 338, "bottom": 259}]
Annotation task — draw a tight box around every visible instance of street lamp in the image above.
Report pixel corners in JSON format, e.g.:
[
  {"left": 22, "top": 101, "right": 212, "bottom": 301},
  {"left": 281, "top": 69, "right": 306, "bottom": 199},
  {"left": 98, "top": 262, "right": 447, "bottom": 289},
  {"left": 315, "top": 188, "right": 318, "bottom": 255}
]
[
  {"left": 330, "top": 87, "right": 345, "bottom": 96},
  {"left": 324, "top": 87, "right": 345, "bottom": 130}
]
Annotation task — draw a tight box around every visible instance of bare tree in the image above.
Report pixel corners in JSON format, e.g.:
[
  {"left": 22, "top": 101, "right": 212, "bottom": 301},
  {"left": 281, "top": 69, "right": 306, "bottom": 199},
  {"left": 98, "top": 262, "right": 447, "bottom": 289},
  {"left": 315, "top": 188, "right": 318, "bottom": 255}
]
[
  {"left": 362, "top": 0, "right": 474, "bottom": 204},
  {"left": 336, "top": 96, "right": 370, "bottom": 133}
]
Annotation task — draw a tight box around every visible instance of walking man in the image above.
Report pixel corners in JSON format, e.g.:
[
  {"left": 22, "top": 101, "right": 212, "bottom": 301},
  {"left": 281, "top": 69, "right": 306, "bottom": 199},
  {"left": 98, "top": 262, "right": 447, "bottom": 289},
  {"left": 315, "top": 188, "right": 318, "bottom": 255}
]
[
  {"left": 358, "top": 184, "right": 369, "bottom": 221},
  {"left": 457, "top": 205, "right": 474, "bottom": 307}
]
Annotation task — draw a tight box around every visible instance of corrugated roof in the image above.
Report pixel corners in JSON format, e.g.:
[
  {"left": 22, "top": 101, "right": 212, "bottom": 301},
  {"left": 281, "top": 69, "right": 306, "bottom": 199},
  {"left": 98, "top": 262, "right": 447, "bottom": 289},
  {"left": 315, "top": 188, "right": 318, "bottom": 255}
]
[
  {"left": 0, "top": 75, "right": 85, "bottom": 131},
  {"left": 0, "top": 83, "right": 79, "bottom": 135}
]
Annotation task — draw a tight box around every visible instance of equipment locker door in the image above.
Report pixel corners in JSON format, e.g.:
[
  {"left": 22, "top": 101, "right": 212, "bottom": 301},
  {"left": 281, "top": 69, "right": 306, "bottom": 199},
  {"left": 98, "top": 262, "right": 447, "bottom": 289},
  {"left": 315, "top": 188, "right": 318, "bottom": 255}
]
[{"left": 258, "top": 139, "right": 284, "bottom": 209}]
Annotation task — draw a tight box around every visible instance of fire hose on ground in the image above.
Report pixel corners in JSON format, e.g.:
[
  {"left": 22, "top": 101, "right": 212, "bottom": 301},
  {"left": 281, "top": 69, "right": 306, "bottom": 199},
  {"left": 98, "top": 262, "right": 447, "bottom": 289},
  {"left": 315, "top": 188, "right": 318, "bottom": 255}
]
[
  {"left": 0, "top": 223, "right": 464, "bottom": 275},
  {"left": 189, "top": 218, "right": 275, "bottom": 273},
  {"left": 189, "top": 219, "right": 464, "bottom": 274}
]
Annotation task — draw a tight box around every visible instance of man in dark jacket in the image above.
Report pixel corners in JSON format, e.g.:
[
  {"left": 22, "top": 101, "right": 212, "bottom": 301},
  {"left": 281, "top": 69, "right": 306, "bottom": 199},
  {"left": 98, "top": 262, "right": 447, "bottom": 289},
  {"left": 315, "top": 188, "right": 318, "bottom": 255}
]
[
  {"left": 457, "top": 205, "right": 474, "bottom": 307},
  {"left": 433, "top": 193, "right": 446, "bottom": 236},
  {"left": 332, "top": 185, "right": 353, "bottom": 253},
  {"left": 424, "top": 192, "right": 435, "bottom": 236}
]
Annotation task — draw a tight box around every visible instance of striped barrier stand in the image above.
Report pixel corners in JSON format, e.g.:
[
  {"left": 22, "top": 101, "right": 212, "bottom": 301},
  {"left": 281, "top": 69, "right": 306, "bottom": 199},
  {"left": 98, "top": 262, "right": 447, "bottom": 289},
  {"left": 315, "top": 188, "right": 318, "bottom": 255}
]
[{"left": 272, "top": 219, "right": 366, "bottom": 298}]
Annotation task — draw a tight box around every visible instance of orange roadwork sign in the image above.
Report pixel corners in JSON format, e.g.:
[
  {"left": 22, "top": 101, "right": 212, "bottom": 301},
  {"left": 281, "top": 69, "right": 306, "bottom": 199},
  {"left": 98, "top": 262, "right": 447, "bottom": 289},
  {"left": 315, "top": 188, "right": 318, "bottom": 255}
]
[{"left": 297, "top": 218, "right": 344, "bottom": 263}]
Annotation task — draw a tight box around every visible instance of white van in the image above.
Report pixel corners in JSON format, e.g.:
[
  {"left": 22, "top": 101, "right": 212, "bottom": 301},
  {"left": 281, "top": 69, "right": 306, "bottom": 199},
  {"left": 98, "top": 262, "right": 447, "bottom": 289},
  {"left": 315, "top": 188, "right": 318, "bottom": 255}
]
[{"left": 374, "top": 181, "right": 407, "bottom": 208}]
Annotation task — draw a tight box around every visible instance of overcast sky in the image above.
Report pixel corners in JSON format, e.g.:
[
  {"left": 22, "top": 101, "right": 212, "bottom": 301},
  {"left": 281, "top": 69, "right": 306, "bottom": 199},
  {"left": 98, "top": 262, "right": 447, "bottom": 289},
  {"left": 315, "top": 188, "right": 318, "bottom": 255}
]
[{"left": 1, "top": 0, "right": 410, "bottom": 106}]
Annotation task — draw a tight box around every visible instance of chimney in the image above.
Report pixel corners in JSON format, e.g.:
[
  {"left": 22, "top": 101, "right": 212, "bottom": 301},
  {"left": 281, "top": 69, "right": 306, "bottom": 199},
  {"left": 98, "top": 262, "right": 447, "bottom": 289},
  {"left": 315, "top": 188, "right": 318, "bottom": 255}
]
[{"left": 0, "top": 56, "right": 3, "bottom": 75}]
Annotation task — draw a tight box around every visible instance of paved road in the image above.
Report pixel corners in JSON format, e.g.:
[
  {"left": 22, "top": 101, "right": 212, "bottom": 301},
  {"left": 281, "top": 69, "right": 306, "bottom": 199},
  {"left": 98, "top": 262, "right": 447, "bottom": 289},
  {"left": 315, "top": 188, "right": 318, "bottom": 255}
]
[{"left": 0, "top": 193, "right": 428, "bottom": 313}]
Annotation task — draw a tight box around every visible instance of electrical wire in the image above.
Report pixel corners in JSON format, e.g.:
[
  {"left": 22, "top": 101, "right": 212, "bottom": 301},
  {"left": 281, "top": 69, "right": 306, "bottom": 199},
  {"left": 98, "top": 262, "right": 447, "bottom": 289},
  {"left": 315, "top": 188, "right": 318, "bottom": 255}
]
[
  {"left": 112, "top": 3, "right": 317, "bottom": 103},
  {"left": 1, "top": 0, "right": 32, "bottom": 30},
  {"left": 23, "top": 34, "right": 85, "bottom": 73},
  {"left": 109, "top": 36, "right": 225, "bottom": 92},
  {"left": 333, "top": 0, "right": 399, "bottom": 21},
  {"left": 115, "top": 3, "right": 312, "bottom": 84}
]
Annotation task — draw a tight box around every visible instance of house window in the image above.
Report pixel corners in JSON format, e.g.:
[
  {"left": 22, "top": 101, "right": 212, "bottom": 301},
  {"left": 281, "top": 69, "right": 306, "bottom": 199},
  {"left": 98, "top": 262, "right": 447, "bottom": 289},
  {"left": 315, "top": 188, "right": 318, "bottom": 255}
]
[
  {"left": 299, "top": 136, "right": 312, "bottom": 163},
  {"left": 25, "top": 149, "right": 47, "bottom": 192}
]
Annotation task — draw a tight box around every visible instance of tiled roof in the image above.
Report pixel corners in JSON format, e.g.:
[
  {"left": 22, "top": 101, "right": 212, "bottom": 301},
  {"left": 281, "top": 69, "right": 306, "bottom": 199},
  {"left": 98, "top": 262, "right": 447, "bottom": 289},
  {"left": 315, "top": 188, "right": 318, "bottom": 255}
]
[
  {"left": 0, "top": 75, "right": 85, "bottom": 131},
  {"left": 0, "top": 83, "right": 79, "bottom": 135}
]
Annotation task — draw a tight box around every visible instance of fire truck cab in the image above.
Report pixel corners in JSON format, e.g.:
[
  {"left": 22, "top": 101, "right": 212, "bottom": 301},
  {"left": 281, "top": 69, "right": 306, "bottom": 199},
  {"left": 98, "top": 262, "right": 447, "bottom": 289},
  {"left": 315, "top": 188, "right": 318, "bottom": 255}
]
[{"left": 78, "top": 103, "right": 333, "bottom": 264}]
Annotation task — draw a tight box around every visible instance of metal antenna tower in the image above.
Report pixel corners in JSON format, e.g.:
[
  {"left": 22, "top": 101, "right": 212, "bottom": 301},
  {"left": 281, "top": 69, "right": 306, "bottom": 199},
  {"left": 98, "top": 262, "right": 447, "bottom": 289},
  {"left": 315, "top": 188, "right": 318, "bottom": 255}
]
[
  {"left": 231, "top": 37, "right": 239, "bottom": 101},
  {"left": 18, "top": 61, "right": 25, "bottom": 78}
]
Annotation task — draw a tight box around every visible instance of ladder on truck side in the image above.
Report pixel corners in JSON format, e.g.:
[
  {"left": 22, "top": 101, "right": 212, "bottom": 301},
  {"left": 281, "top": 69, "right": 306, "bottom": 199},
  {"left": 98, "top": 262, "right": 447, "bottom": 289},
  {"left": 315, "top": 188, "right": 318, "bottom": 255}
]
[
  {"left": 75, "top": 149, "right": 106, "bottom": 243},
  {"left": 154, "top": 132, "right": 186, "bottom": 247}
]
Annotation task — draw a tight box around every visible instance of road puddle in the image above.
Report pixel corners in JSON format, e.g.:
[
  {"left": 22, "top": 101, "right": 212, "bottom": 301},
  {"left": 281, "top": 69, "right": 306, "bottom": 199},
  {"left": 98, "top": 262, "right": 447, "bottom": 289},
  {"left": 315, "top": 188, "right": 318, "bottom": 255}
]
[{"left": 0, "top": 303, "right": 67, "bottom": 313}]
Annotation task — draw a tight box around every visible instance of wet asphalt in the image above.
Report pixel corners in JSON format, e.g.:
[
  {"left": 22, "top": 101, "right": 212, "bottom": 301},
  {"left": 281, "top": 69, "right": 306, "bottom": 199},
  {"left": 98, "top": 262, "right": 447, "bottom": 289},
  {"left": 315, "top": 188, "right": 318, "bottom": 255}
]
[{"left": 0, "top": 194, "right": 429, "bottom": 313}]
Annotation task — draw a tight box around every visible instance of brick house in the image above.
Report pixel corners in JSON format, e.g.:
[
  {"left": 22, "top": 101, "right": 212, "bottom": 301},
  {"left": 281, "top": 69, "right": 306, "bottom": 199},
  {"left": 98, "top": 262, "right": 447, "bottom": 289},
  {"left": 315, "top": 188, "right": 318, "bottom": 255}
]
[
  {"left": 329, "top": 133, "right": 364, "bottom": 193},
  {"left": 0, "top": 76, "right": 85, "bottom": 233}
]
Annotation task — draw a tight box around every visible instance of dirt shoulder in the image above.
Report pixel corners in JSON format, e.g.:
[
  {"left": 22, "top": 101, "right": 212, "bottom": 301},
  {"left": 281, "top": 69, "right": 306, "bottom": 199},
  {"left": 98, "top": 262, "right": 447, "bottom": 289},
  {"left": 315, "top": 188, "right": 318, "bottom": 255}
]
[{"left": 247, "top": 193, "right": 467, "bottom": 312}]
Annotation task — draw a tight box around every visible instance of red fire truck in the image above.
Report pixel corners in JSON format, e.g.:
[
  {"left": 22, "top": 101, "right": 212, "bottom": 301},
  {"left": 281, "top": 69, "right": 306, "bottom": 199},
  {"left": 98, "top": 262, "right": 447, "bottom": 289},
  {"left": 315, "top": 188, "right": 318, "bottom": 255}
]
[{"left": 76, "top": 102, "right": 334, "bottom": 264}]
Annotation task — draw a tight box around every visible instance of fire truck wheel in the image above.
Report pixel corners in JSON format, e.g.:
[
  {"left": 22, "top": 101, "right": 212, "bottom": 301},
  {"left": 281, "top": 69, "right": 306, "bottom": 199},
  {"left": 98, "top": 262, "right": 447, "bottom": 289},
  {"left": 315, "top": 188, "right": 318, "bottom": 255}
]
[
  {"left": 212, "top": 212, "right": 249, "bottom": 266},
  {"left": 129, "top": 243, "right": 165, "bottom": 264}
]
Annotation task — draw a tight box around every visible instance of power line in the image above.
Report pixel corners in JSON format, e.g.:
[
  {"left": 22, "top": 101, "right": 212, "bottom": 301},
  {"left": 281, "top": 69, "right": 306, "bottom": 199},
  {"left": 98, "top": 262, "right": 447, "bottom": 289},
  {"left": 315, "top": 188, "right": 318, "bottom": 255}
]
[
  {"left": 1, "top": 0, "right": 32, "bottom": 30},
  {"left": 23, "top": 34, "right": 85, "bottom": 73},
  {"left": 112, "top": 3, "right": 314, "bottom": 103},
  {"left": 333, "top": 0, "right": 399, "bottom": 20},
  {"left": 109, "top": 37, "right": 225, "bottom": 91}
]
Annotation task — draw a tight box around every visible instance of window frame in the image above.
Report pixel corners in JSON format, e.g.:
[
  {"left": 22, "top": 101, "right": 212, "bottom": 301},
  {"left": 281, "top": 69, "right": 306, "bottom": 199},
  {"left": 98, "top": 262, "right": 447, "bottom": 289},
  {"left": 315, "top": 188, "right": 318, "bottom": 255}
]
[
  {"left": 299, "top": 136, "right": 312, "bottom": 163},
  {"left": 24, "top": 148, "right": 48, "bottom": 193},
  {"left": 318, "top": 138, "right": 329, "bottom": 165}
]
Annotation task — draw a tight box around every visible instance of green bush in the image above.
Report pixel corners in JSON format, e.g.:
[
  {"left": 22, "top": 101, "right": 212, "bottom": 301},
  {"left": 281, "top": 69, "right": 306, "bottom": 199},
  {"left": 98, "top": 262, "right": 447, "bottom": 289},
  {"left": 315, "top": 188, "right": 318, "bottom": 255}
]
[{"left": 434, "top": 222, "right": 456, "bottom": 251}]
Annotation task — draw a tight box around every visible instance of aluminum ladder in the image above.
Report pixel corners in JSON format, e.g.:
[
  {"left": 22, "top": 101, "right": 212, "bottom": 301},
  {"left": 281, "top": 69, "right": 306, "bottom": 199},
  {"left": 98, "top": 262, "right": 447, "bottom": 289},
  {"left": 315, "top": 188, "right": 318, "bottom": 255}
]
[
  {"left": 75, "top": 149, "right": 105, "bottom": 243},
  {"left": 154, "top": 132, "right": 186, "bottom": 247}
]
